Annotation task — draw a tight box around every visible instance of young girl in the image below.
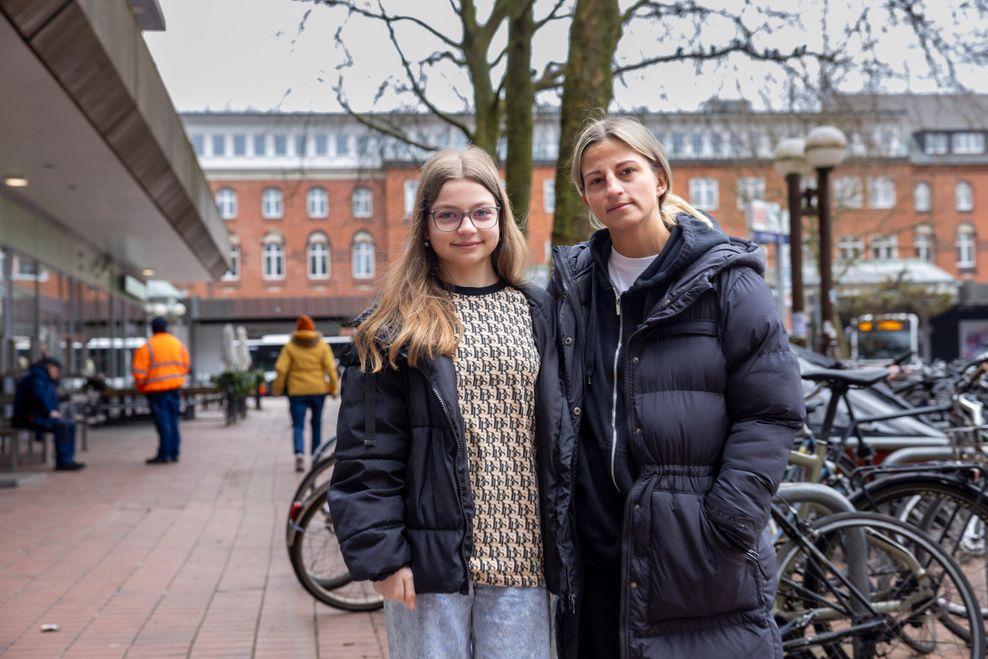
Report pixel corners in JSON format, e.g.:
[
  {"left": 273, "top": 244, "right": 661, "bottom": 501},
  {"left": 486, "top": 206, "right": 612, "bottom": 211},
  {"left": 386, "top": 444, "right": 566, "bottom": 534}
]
[
  {"left": 329, "top": 147, "right": 575, "bottom": 658},
  {"left": 549, "top": 117, "right": 804, "bottom": 658}
]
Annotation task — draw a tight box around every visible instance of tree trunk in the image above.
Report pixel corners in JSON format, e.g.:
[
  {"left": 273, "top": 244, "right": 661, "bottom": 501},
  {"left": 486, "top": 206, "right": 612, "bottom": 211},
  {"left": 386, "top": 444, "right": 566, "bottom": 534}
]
[
  {"left": 503, "top": 1, "right": 534, "bottom": 234},
  {"left": 551, "top": 0, "right": 622, "bottom": 247}
]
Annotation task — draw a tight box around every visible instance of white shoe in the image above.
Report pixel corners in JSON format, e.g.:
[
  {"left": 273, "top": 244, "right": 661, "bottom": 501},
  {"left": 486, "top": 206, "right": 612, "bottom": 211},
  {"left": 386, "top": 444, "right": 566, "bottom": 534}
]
[{"left": 294, "top": 453, "right": 305, "bottom": 472}]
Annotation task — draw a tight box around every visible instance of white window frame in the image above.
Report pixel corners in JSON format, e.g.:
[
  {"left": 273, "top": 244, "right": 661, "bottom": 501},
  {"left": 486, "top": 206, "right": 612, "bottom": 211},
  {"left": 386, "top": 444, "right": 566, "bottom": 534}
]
[
  {"left": 913, "top": 182, "right": 932, "bottom": 212},
  {"left": 352, "top": 187, "right": 373, "bottom": 218},
  {"left": 867, "top": 176, "right": 896, "bottom": 209},
  {"left": 735, "top": 177, "right": 765, "bottom": 211},
  {"left": 543, "top": 179, "right": 556, "bottom": 213},
  {"left": 307, "top": 235, "right": 330, "bottom": 280},
  {"left": 262, "top": 187, "right": 283, "bottom": 219},
  {"left": 956, "top": 181, "right": 974, "bottom": 212},
  {"left": 869, "top": 234, "right": 898, "bottom": 260},
  {"left": 261, "top": 238, "right": 285, "bottom": 280},
  {"left": 211, "top": 134, "right": 226, "bottom": 157},
  {"left": 837, "top": 235, "right": 864, "bottom": 262},
  {"left": 925, "top": 133, "right": 949, "bottom": 155},
  {"left": 215, "top": 187, "right": 237, "bottom": 219},
  {"left": 952, "top": 132, "right": 985, "bottom": 155},
  {"left": 352, "top": 232, "right": 375, "bottom": 280},
  {"left": 307, "top": 187, "right": 329, "bottom": 219},
  {"left": 834, "top": 176, "right": 863, "bottom": 210},
  {"left": 914, "top": 225, "right": 934, "bottom": 262},
  {"left": 232, "top": 134, "right": 247, "bottom": 156},
  {"left": 957, "top": 224, "right": 976, "bottom": 269},
  {"left": 403, "top": 179, "right": 418, "bottom": 217},
  {"left": 688, "top": 177, "right": 719, "bottom": 211}
]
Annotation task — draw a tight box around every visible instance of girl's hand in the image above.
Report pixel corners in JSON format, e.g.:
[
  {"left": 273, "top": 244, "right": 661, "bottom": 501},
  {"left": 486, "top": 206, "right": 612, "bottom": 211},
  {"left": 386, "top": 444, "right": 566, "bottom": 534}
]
[{"left": 373, "top": 567, "right": 416, "bottom": 610}]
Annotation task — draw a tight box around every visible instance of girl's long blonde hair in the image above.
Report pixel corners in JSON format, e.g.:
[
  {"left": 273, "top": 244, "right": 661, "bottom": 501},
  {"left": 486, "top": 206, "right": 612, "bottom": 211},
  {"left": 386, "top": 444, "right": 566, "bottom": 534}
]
[
  {"left": 570, "top": 115, "right": 712, "bottom": 230},
  {"left": 354, "top": 147, "right": 529, "bottom": 373}
]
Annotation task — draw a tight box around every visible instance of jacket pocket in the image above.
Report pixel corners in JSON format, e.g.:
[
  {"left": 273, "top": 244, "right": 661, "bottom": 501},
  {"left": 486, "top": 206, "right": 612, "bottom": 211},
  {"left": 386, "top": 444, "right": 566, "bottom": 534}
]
[{"left": 632, "top": 489, "right": 760, "bottom": 628}]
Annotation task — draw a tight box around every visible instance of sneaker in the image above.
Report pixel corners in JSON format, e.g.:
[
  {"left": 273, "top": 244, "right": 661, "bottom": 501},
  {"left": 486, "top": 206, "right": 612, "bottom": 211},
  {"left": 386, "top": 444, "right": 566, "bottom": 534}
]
[
  {"left": 55, "top": 462, "right": 86, "bottom": 471},
  {"left": 145, "top": 456, "right": 170, "bottom": 465},
  {"left": 294, "top": 453, "right": 305, "bottom": 472}
]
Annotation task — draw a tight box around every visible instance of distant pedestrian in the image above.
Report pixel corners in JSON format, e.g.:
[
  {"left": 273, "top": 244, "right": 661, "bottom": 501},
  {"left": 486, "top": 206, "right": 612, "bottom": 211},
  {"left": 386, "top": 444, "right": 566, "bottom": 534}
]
[
  {"left": 133, "top": 316, "right": 190, "bottom": 464},
  {"left": 12, "top": 357, "right": 85, "bottom": 471},
  {"left": 272, "top": 315, "right": 340, "bottom": 472}
]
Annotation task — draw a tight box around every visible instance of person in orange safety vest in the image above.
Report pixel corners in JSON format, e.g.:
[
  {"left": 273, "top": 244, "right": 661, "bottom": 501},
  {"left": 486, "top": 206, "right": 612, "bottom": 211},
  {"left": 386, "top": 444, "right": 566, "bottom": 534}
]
[{"left": 132, "top": 316, "right": 190, "bottom": 465}]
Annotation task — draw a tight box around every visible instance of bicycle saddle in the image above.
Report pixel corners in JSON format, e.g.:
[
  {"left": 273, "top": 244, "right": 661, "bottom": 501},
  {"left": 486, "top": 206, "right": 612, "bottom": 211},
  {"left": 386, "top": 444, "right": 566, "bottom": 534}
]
[{"left": 801, "top": 367, "right": 890, "bottom": 387}]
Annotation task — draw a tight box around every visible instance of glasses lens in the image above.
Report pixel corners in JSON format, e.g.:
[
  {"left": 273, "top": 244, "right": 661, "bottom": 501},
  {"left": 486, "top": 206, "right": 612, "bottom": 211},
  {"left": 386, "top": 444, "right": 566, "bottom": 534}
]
[
  {"left": 433, "top": 210, "right": 463, "bottom": 231},
  {"left": 470, "top": 207, "right": 498, "bottom": 228}
]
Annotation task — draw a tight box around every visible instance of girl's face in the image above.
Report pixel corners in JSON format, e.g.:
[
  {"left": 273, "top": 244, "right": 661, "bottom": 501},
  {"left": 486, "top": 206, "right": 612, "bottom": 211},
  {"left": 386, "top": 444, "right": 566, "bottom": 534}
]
[
  {"left": 579, "top": 137, "right": 667, "bottom": 234},
  {"left": 426, "top": 178, "right": 501, "bottom": 286}
]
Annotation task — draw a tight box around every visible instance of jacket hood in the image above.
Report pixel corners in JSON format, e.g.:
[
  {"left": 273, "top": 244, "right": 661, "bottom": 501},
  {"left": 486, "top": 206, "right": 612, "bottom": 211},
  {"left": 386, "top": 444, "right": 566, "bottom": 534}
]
[
  {"left": 29, "top": 363, "right": 53, "bottom": 382},
  {"left": 291, "top": 330, "right": 322, "bottom": 347}
]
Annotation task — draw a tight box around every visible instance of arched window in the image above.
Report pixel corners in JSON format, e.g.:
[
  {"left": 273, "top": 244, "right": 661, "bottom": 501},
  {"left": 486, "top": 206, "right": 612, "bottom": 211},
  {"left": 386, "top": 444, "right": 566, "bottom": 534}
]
[
  {"left": 262, "top": 187, "right": 283, "bottom": 219},
  {"left": 307, "top": 187, "right": 328, "bottom": 218},
  {"left": 914, "top": 224, "right": 934, "bottom": 262},
  {"left": 352, "top": 231, "right": 375, "bottom": 279},
  {"left": 956, "top": 223, "right": 976, "bottom": 269},
  {"left": 956, "top": 181, "right": 974, "bottom": 212},
  {"left": 222, "top": 235, "right": 240, "bottom": 280},
  {"left": 215, "top": 187, "right": 237, "bottom": 219},
  {"left": 307, "top": 232, "right": 330, "bottom": 279},
  {"left": 261, "top": 233, "right": 285, "bottom": 280},
  {"left": 913, "top": 182, "right": 931, "bottom": 213},
  {"left": 352, "top": 187, "right": 373, "bottom": 218}
]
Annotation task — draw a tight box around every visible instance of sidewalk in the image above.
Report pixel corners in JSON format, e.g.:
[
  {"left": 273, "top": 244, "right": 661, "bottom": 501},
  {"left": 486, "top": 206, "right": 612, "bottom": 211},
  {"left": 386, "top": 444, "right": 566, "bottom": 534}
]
[{"left": 0, "top": 399, "right": 387, "bottom": 658}]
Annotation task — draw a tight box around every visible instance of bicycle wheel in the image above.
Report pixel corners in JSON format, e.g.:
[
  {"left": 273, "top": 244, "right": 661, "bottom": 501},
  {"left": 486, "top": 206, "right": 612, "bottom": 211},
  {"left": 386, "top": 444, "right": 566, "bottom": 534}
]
[
  {"left": 775, "top": 511, "right": 986, "bottom": 658},
  {"left": 851, "top": 473, "right": 988, "bottom": 621},
  {"left": 286, "top": 450, "right": 338, "bottom": 543},
  {"left": 286, "top": 479, "right": 383, "bottom": 612},
  {"left": 290, "top": 436, "right": 338, "bottom": 504}
]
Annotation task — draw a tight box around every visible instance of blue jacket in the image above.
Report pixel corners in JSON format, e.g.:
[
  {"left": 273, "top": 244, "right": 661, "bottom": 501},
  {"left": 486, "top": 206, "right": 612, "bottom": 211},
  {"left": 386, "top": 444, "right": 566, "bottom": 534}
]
[{"left": 12, "top": 364, "right": 59, "bottom": 428}]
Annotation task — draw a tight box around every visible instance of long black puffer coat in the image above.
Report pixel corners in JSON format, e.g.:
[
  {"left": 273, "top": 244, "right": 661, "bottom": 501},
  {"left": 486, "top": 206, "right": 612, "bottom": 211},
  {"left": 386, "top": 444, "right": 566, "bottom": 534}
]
[
  {"left": 328, "top": 284, "right": 578, "bottom": 603},
  {"left": 550, "top": 218, "right": 805, "bottom": 658}
]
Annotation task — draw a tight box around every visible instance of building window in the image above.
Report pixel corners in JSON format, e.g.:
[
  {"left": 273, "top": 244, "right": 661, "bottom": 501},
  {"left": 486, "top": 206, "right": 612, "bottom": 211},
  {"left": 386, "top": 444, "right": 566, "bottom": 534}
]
[
  {"left": 870, "top": 234, "right": 898, "bottom": 260},
  {"left": 222, "top": 239, "right": 240, "bottom": 281},
  {"left": 314, "top": 133, "right": 329, "bottom": 156},
  {"left": 357, "top": 135, "right": 370, "bottom": 155},
  {"left": 253, "top": 134, "right": 267, "bottom": 156},
  {"left": 262, "top": 236, "right": 285, "bottom": 280},
  {"left": 736, "top": 177, "right": 765, "bottom": 211},
  {"left": 262, "top": 187, "right": 283, "bottom": 219},
  {"left": 952, "top": 132, "right": 985, "bottom": 155},
  {"left": 914, "top": 224, "right": 934, "bottom": 262},
  {"left": 352, "top": 231, "right": 375, "bottom": 279},
  {"left": 403, "top": 179, "right": 418, "bottom": 217},
  {"left": 957, "top": 223, "right": 976, "bottom": 269},
  {"left": 307, "top": 233, "right": 330, "bottom": 280},
  {"left": 543, "top": 179, "right": 556, "bottom": 213},
  {"left": 215, "top": 187, "right": 237, "bottom": 219},
  {"left": 337, "top": 133, "right": 350, "bottom": 156},
  {"left": 867, "top": 176, "right": 896, "bottom": 209},
  {"left": 191, "top": 134, "right": 205, "bottom": 155},
  {"left": 690, "top": 132, "right": 704, "bottom": 157},
  {"left": 232, "top": 134, "right": 247, "bottom": 156},
  {"left": 688, "top": 178, "right": 719, "bottom": 211},
  {"left": 956, "top": 181, "right": 974, "bottom": 212},
  {"left": 352, "top": 187, "right": 373, "bottom": 218},
  {"left": 273, "top": 134, "right": 288, "bottom": 156},
  {"left": 925, "top": 132, "right": 949, "bottom": 155},
  {"left": 834, "top": 176, "right": 863, "bottom": 209},
  {"left": 12, "top": 255, "right": 49, "bottom": 281},
  {"left": 913, "top": 182, "right": 932, "bottom": 212},
  {"left": 307, "top": 187, "right": 328, "bottom": 218},
  {"left": 671, "top": 133, "right": 685, "bottom": 156},
  {"left": 837, "top": 235, "right": 864, "bottom": 262},
  {"left": 211, "top": 134, "right": 226, "bottom": 156},
  {"left": 296, "top": 134, "right": 307, "bottom": 157}
]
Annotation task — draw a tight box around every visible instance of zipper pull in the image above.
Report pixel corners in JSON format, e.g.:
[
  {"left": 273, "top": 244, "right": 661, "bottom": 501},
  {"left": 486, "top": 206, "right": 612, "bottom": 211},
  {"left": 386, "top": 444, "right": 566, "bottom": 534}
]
[{"left": 615, "top": 293, "right": 621, "bottom": 317}]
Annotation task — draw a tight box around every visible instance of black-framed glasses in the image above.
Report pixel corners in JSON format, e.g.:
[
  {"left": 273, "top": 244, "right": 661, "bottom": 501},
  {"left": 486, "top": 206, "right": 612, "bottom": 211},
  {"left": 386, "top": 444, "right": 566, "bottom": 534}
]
[{"left": 429, "top": 206, "right": 500, "bottom": 232}]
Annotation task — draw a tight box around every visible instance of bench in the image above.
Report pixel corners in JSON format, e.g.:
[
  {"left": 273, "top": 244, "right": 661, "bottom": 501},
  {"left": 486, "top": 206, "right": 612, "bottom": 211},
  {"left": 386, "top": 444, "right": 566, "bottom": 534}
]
[{"left": 0, "top": 394, "right": 49, "bottom": 469}]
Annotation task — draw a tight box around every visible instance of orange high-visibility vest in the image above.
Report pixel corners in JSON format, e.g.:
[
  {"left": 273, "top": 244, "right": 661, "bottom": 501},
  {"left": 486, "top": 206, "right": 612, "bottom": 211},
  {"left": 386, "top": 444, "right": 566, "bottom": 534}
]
[{"left": 132, "top": 332, "right": 190, "bottom": 393}]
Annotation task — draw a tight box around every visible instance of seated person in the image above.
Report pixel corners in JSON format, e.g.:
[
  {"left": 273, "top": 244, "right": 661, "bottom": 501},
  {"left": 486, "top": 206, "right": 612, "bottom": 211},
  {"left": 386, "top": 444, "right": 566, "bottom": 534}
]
[{"left": 12, "top": 357, "right": 85, "bottom": 472}]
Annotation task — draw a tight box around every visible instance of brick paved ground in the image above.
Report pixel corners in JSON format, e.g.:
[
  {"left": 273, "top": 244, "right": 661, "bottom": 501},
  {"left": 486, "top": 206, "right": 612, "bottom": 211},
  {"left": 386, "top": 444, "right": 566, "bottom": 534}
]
[{"left": 0, "top": 399, "right": 387, "bottom": 658}]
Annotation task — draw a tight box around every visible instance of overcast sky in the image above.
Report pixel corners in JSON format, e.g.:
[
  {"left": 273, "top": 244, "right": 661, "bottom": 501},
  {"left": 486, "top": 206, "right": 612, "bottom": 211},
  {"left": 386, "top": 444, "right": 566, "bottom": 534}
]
[{"left": 143, "top": 0, "right": 988, "bottom": 115}]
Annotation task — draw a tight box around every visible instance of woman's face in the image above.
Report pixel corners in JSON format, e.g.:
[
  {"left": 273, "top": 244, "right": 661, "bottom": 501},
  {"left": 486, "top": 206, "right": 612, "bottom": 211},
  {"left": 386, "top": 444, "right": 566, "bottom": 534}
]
[
  {"left": 426, "top": 178, "right": 501, "bottom": 285},
  {"left": 579, "top": 137, "right": 667, "bottom": 233}
]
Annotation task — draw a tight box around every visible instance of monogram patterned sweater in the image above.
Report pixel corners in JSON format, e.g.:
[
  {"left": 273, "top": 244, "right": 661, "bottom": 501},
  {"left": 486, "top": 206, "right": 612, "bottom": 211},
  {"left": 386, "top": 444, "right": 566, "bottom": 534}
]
[{"left": 452, "top": 282, "right": 545, "bottom": 588}]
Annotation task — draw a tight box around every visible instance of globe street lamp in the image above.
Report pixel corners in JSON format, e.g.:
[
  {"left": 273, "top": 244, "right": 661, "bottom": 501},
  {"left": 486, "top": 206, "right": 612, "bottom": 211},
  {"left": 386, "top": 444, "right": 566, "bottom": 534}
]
[
  {"left": 773, "top": 138, "right": 810, "bottom": 347},
  {"left": 804, "top": 126, "right": 849, "bottom": 355}
]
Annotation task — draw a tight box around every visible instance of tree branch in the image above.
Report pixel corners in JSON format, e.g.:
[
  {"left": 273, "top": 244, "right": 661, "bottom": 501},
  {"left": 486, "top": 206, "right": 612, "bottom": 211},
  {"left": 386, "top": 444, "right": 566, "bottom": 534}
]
[{"left": 308, "top": 0, "right": 461, "bottom": 49}]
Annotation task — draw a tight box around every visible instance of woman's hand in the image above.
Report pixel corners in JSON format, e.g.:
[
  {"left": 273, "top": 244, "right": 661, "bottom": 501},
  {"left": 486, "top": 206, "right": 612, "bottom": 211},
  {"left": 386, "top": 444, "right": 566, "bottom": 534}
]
[{"left": 373, "top": 567, "right": 416, "bottom": 610}]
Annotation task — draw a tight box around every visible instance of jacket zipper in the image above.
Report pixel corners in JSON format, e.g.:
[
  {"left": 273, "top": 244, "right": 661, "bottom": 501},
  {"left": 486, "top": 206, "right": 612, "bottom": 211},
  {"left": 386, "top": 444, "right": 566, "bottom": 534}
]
[{"left": 610, "top": 292, "right": 623, "bottom": 491}]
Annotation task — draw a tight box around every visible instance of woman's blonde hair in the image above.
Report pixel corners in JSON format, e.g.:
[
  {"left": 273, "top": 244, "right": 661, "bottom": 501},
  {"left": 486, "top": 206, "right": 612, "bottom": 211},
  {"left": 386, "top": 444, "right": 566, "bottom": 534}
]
[
  {"left": 570, "top": 115, "right": 711, "bottom": 230},
  {"left": 354, "top": 146, "right": 529, "bottom": 373}
]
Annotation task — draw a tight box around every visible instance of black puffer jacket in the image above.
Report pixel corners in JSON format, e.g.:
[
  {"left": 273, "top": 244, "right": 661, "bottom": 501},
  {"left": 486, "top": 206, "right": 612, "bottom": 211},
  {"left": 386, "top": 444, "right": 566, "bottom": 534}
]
[
  {"left": 329, "top": 284, "right": 578, "bottom": 602},
  {"left": 550, "top": 218, "right": 804, "bottom": 658}
]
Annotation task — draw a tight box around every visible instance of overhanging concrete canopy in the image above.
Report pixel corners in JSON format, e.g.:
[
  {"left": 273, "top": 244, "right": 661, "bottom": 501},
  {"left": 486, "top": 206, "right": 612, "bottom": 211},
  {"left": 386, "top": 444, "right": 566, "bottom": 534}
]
[{"left": 0, "top": 0, "right": 228, "bottom": 280}]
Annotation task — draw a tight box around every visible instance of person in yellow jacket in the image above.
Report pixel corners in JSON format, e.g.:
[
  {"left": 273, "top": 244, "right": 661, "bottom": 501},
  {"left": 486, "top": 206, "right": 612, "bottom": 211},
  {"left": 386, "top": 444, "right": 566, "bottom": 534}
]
[
  {"left": 273, "top": 315, "right": 340, "bottom": 471},
  {"left": 132, "top": 316, "right": 190, "bottom": 465}
]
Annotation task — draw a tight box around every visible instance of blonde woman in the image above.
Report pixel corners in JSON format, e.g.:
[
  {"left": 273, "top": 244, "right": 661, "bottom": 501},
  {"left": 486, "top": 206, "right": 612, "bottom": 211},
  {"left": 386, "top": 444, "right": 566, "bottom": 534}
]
[
  {"left": 329, "top": 147, "right": 574, "bottom": 658},
  {"left": 549, "top": 116, "right": 804, "bottom": 658}
]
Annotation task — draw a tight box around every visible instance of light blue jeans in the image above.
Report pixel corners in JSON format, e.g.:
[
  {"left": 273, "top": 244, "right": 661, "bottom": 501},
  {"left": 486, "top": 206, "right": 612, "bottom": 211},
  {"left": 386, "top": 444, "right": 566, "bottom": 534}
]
[{"left": 384, "top": 583, "right": 552, "bottom": 658}]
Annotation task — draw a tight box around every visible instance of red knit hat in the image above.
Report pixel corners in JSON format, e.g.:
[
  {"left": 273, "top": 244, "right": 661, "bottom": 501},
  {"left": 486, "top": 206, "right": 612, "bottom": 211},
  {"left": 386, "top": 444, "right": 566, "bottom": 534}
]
[{"left": 296, "top": 315, "right": 315, "bottom": 331}]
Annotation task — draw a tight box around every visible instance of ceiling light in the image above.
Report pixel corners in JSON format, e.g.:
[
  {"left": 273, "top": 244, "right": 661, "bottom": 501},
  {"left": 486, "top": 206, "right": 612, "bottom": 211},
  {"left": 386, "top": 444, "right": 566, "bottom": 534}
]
[
  {"left": 142, "top": 268, "right": 155, "bottom": 277},
  {"left": 4, "top": 176, "right": 28, "bottom": 187}
]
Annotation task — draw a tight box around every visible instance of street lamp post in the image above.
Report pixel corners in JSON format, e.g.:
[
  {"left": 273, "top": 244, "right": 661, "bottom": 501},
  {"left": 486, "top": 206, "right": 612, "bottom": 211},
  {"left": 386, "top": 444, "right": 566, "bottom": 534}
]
[
  {"left": 804, "top": 126, "right": 849, "bottom": 356},
  {"left": 773, "top": 138, "right": 809, "bottom": 347}
]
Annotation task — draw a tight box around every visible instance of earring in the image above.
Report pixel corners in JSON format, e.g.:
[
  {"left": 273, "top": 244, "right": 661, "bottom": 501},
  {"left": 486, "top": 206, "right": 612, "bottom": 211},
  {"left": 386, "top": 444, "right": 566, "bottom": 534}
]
[{"left": 424, "top": 240, "right": 431, "bottom": 247}]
